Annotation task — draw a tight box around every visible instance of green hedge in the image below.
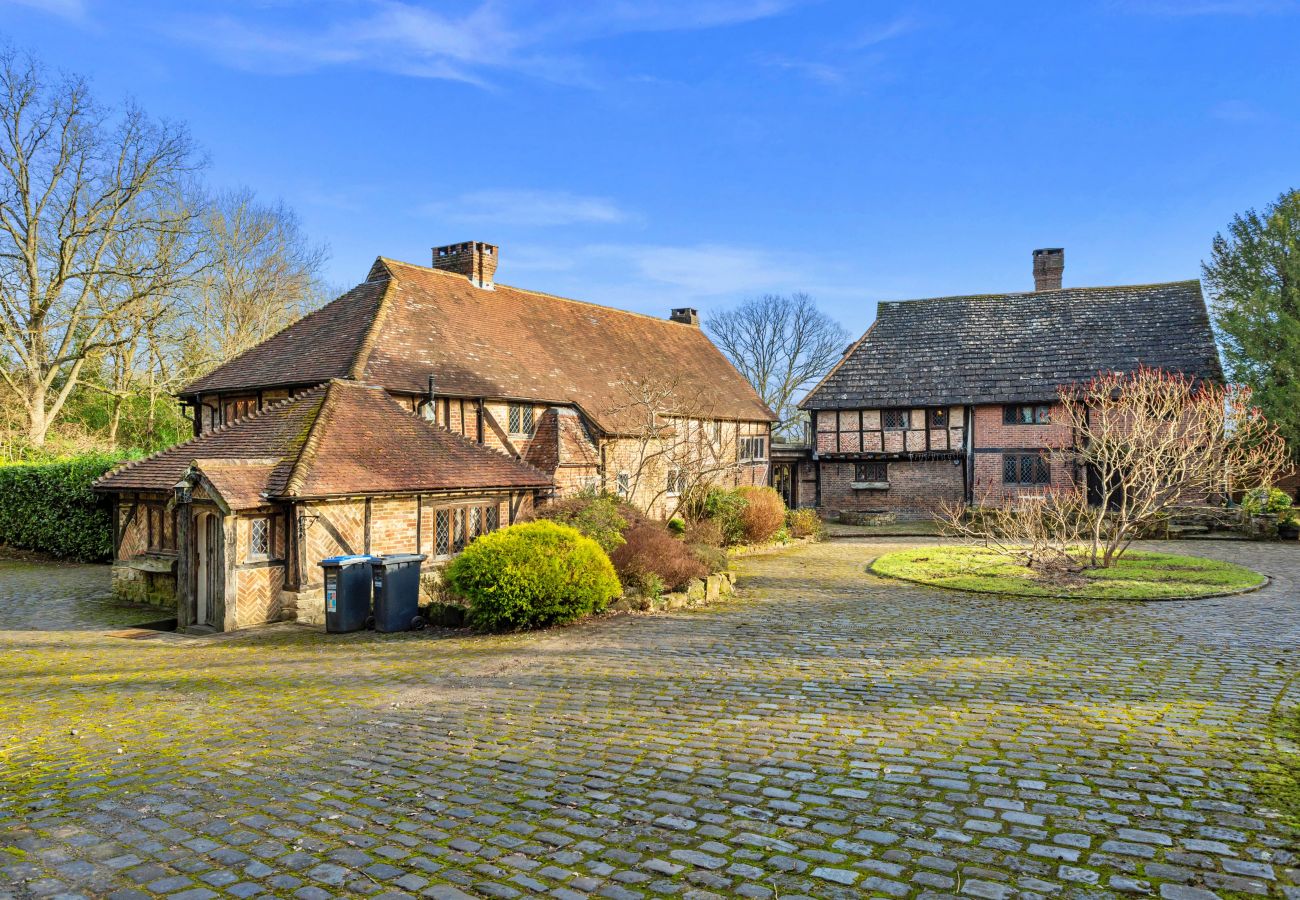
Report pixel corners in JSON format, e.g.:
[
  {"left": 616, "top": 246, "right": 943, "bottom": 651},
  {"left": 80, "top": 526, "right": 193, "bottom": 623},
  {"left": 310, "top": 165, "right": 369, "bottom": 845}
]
[{"left": 0, "top": 454, "right": 122, "bottom": 561}]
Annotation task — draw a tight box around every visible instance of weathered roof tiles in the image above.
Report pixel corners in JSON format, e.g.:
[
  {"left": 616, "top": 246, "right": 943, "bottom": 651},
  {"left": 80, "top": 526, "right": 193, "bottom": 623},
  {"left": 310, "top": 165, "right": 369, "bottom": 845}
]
[{"left": 803, "top": 281, "right": 1223, "bottom": 409}]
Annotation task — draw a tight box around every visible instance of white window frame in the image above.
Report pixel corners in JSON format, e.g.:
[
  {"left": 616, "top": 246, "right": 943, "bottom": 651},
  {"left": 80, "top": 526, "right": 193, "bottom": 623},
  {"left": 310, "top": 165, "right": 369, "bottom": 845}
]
[{"left": 248, "top": 517, "right": 270, "bottom": 560}]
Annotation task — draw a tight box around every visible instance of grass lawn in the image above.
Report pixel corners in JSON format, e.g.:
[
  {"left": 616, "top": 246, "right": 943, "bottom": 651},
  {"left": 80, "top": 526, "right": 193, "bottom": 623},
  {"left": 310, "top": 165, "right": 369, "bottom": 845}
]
[{"left": 870, "top": 545, "right": 1266, "bottom": 600}]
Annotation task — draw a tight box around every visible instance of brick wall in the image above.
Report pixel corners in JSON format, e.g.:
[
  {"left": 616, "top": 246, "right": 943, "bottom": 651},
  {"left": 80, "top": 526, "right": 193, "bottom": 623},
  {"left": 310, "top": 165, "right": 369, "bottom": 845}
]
[
  {"left": 818, "top": 459, "right": 964, "bottom": 519},
  {"left": 970, "top": 403, "right": 1079, "bottom": 504}
]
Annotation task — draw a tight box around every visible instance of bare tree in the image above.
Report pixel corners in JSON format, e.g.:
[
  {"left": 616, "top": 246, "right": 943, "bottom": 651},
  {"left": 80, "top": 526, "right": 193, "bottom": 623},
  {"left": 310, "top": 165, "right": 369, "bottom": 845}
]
[
  {"left": 1059, "top": 367, "right": 1288, "bottom": 567},
  {"left": 0, "top": 48, "right": 201, "bottom": 446},
  {"left": 605, "top": 374, "right": 752, "bottom": 517},
  {"left": 938, "top": 490, "right": 1093, "bottom": 574},
  {"left": 183, "top": 188, "right": 327, "bottom": 372},
  {"left": 944, "top": 368, "right": 1289, "bottom": 571},
  {"left": 706, "top": 292, "right": 849, "bottom": 439}
]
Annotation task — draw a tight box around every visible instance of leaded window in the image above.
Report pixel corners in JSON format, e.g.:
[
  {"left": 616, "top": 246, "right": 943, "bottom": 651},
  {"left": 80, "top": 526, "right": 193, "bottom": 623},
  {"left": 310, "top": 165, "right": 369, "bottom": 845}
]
[
  {"left": 435, "top": 509, "right": 450, "bottom": 557},
  {"left": 854, "top": 461, "right": 888, "bottom": 483},
  {"left": 928, "top": 408, "right": 949, "bottom": 429},
  {"left": 470, "top": 506, "right": 481, "bottom": 540},
  {"left": 485, "top": 505, "right": 500, "bottom": 531},
  {"left": 882, "top": 409, "right": 910, "bottom": 430},
  {"left": 1003, "top": 453, "right": 1051, "bottom": 485},
  {"left": 508, "top": 403, "right": 534, "bottom": 435},
  {"left": 249, "top": 517, "right": 269, "bottom": 558},
  {"left": 453, "top": 508, "right": 466, "bottom": 552},
  {"left": 617, "top": 472, "right": 630, "bottom": 497}
]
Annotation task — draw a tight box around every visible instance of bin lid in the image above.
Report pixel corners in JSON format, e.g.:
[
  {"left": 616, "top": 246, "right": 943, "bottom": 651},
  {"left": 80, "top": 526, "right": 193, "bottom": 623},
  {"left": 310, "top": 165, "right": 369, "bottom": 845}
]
[
  {"left": 320, "top": 554, "right": 372, "bottom": 567},
  {"left": 375, "top": 553, "right": 428, "bottom": 565}
]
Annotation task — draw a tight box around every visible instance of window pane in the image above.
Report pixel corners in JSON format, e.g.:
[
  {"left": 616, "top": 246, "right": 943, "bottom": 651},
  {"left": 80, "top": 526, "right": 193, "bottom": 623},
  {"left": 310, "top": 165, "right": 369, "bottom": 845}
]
[
  {"left": 522, "top": 406, "right": 534, "bottom": 433},
  {"left": 1003, "top": 455, "right": 1017, "bottom": 483},
  {"left": 454, "top": 508, "right": 465, "bottom": 551},
  {"left": 1035, "top": 405, "right": 1051, "bottom": 424},
  {"left": 470, "top": 506, "right": 481, "bottom": 540},
  {"left": 486, "top": 505, "right": 499, "bottom": 532},
  {"left": 1036, "top": 455, "right": 1051, "bottom": 484},
  {"left": 250, "top": 518, "right": 269, "bottom": 557},
  {"left": 436, "top": 510, "right": 450, "bottom": 556},
  {"left": 508, "top": 404, "right": 521, "bottom": 433}
]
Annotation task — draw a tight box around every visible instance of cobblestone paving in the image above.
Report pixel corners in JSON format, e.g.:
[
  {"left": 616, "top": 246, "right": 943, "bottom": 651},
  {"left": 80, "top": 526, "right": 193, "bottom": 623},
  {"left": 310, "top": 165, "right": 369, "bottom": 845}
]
[{"left": 1, "top": 539, "right": 1298, "bottom": 900}]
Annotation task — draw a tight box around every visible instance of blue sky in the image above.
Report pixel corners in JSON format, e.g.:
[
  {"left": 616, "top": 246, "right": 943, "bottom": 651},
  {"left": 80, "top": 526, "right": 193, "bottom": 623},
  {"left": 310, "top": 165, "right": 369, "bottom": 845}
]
[{"left": 3, "top": 0, "right": 1298, "bottom": 333}]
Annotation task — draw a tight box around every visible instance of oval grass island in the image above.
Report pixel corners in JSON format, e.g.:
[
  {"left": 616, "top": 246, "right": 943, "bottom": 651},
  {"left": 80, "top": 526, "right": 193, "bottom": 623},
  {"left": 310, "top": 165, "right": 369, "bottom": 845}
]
[{"left": 869, "top": 546, "right": 1267, "bottom": 601}]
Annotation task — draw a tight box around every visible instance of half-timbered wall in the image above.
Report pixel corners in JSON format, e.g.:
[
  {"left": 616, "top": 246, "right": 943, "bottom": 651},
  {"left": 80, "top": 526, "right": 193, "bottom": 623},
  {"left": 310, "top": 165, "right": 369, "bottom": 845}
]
[{"left": 814, "top": 406, "right": 965, "bottom": 456}]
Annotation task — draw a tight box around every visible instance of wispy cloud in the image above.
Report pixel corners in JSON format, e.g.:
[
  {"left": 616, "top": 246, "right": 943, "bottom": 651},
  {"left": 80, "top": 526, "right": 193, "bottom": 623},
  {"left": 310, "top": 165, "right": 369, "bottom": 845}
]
[
  {"left": 758, "top": 12, "right": 924, "bottom": 87},
  {"left": 155, "top": 0, "right": 800, "bottom": 87},
  {"left": 424, "top": 189, "right": 632, "bottom": 227},
  {"left": 0, "top": 0, "right": 87, "bottom": 20}
]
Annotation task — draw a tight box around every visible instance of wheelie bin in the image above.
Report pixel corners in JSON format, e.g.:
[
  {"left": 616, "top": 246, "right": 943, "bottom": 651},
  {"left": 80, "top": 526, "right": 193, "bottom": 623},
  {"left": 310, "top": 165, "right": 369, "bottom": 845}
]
[
  {"left": 370, "top": 553, "right": 427, "bottom": 632},
  {"left": 320, "top": 555, "right": 373, "bottom": 633}
]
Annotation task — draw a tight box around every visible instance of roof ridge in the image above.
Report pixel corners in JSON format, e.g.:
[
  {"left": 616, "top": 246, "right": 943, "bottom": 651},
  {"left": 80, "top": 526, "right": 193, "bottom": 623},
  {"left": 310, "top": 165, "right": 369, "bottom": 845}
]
[
  {"left": 280, "top": 381, "right": 341, "bottom": 498},
  {"left": 349, "top": 274, "right": 397, "bottom": 379},
  {"left": 92, "top": 388, "right": 322, "bottom": 488},
  {"left": 378, "top": 255, "right": 702, "bottom": 328},
  {"left": 880, "top": 279, "right": 1201, "bottom": 307}
]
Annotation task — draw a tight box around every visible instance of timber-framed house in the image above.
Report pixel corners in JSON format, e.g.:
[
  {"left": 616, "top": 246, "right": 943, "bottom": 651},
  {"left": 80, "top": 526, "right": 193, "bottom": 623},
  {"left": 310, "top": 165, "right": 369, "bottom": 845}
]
[{"left": 799, "top": 248, "right": 1222, "bottom": 518}]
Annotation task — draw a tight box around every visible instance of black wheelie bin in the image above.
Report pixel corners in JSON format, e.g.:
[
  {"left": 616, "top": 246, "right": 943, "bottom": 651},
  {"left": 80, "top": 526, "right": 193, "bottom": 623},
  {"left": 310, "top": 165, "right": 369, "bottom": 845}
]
[
  {"left": 371, "top": 553, "right": 428, "bottom": 632},
  {"left": 320, "top": 555, "right": 373, "bottom": 633}
]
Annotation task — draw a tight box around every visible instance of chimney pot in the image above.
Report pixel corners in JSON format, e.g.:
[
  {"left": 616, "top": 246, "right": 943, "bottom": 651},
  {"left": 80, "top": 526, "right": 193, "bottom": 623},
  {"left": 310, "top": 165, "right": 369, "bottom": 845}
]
[
  {"left": 432, "top": 240, "right": 498, "bottom": 288},
  {"left": 1032, "top": 247, "right": 1064, "bottom": 291},
  {"left": 670, "top": 307, "right": 700, "bottom": 326}
]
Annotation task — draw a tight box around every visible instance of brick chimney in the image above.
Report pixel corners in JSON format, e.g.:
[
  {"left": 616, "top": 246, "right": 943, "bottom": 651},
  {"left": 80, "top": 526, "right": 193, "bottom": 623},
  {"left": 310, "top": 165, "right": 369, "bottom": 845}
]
[
  {"left": 670, "top": 307, "right": 700, "bottom": 326},
  {"left": 432, "top": 241, "right": 498, "bottom": 288},
  {"left": 1032, "top": 247, "right": 1064, "bottom": 291}
]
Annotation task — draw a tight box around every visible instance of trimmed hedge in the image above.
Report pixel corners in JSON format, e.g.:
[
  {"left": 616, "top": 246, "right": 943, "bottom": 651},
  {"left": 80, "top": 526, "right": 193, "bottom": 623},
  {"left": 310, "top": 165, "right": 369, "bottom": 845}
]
[
  {"left": 445, "top": 520, "right": 621, "bottom": 632},
  {"left": 0, "top": 454, "right": 121, "bottom": 561}
]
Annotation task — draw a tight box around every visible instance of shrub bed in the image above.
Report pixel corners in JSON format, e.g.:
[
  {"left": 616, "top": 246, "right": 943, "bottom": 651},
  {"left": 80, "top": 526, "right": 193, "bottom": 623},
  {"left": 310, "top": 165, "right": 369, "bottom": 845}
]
[
  {"left": 0, "top": 454, "right": 121, "bottom": 561},
  {"left": 445, "top": 521, "right": 621, "bottom": 632},
  {"left": 609, "top": 523, "right": 708, "bottom": 593}
]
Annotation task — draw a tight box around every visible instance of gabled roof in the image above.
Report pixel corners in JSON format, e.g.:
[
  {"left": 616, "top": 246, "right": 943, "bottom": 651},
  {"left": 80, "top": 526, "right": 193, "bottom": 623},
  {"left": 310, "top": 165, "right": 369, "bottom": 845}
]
[
  {"left": 96, "top": 380, "right": 551, "bottom": 505},
  {"left": 179, "top": 257, "right": 775, "bottom": 434},
  {"left": 802, "top": 280, "right": 1223, "bottom": 410}
]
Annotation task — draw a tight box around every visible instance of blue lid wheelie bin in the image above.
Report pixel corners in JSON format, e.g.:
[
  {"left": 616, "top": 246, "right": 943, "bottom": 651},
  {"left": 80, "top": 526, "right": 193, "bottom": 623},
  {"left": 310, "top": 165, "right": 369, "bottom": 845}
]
[
  {"left": 371, "top": 553, "right": 427, "bottom": 633},
  {"left": 320, "top": 555, "right": 373, "bottom": 633}
]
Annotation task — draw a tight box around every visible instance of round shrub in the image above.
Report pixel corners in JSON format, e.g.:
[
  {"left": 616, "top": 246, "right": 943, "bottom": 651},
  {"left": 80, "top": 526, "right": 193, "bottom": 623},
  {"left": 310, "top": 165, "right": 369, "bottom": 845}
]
[
  {"left": 609, "top": 523, "right": 708, "bottom": 592},
  {"left": 445, "top": 521, "right": 621, "bottom": 632},
  {"left": 735, "top": 486, "right": 786, "bottom": 544}
]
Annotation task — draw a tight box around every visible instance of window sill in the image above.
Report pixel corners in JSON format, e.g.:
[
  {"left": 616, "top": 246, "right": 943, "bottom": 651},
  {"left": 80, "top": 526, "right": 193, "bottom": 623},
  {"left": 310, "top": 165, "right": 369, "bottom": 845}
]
[{"left": 851, "top": 481, "right": 890, "bottom": 490}]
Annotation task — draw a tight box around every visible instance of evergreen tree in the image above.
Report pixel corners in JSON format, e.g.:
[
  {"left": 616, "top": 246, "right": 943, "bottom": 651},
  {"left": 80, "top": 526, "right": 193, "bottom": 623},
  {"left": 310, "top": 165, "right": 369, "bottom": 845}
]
[{"left": 1203, "top": 188, "right": 1300, "bottom": 465}]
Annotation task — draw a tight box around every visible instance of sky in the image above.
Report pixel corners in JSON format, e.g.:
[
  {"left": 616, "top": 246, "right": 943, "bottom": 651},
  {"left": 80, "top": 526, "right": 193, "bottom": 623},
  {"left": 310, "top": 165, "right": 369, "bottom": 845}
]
[{"left": 2, "top": 0, "right": 1298, "bottom": 335}]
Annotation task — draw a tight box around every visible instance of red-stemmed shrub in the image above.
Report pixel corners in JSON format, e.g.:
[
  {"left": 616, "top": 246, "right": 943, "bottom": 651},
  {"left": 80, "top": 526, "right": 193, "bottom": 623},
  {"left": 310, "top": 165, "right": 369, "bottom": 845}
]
[{"left": 609, "top": 523, "right": 708, "bottom": 592}]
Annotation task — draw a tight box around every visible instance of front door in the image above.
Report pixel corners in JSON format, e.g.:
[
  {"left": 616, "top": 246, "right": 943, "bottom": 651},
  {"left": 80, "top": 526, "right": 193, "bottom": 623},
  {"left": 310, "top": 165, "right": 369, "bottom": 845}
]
[
  {"left": 194, "top": 513, "right": 221, "bottom": 626},
  {"left": 773, "top": 463, "right": 794, "bottom": 508}
]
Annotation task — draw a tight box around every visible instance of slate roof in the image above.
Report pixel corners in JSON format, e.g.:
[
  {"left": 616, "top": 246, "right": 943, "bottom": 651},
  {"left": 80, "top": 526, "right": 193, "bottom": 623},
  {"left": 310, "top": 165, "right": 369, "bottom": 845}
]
[
  {"left": 96, "top": 381, "right": 551, "bottom": 505},
  {"left": 802, "top": 281, "right": 1223, "bottom": 410},
  {"left": 180, "top": 257, "right": 775, "bottom": 434}
]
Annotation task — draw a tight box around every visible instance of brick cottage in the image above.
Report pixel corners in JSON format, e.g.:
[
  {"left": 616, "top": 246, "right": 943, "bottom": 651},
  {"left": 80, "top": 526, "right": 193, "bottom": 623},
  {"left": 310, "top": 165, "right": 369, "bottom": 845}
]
[
  {"left": 799, "top": 249, "right": 1223, "bottom": 518},
  {"left": 96, "top": 242, "right": 774, "bottom": 631}
]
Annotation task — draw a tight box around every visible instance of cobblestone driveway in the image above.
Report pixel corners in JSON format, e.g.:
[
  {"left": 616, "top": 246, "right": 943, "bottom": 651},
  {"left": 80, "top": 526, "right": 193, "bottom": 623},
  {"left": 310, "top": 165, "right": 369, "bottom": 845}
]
[{"left": 1, "top": 539, "right": 1298, "bottom": 900}]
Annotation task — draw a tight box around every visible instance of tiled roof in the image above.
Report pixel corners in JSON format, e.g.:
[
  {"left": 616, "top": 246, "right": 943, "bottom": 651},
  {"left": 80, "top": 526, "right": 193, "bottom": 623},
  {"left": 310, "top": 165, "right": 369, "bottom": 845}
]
[
  {"left": 179, "top": 280, "right": 389, "bottom": 395},
  {"left": 96, "top": 381, "right": 551, "bottom": 504},
  {"left": 803, "top": 281, "right": 1223, "bottom": 409},
  {"left": 179, "top": 257, "right": 775, "bottom": 433}
]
